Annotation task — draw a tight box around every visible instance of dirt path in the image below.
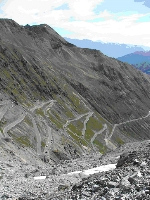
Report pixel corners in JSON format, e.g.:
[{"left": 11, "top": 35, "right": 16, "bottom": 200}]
[
  {"left": 0, "top": 100, "right": 11, "bottom": 106},
  {"left": 44, "top": 123, "right": 53, "bottom": 154},
  {"left": 82, "top": 112, "right": 93, "bottom": 138},
  {"left": 0, "top": 105, "right": 9, "bottom": 121},
  {"left": 63, "top": 113, "right": 90, "bottom": 130},
  {"left": 31, "top": 117, "right": 42, "bottom": 155},
  {"left": 0, "top": 100, "right": 13, "bottom": 121},
  {"left": 91, "top": 124, "right": 107, "bottom": 147},
  {"left": 108, "top": 111, "right": 150, "bottom": 140},
  {"left": 30, "top": 100, "right": 53, "bottom": 112},
  {"left": 3, "top": 112, "right": 26, "bottom": 137},
  {"left": 43, "top": 100, "right": 56, "bottom": 116}
]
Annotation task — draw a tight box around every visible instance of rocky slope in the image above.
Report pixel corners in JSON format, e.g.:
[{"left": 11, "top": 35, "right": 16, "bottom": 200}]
[
  {"left": 1, "top": 18, "right": 150, "bottom": 199},
  {"left": 1, "top": 18, "right": 150, "bottom": 163},
  {"left": 0, "top": 138, "right": 150, "bottom": 199}
]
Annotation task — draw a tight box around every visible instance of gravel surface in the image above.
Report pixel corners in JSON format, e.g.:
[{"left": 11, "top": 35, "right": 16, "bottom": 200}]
[{"left": 0, "top": 140, "right": 150, "bottom": 199}]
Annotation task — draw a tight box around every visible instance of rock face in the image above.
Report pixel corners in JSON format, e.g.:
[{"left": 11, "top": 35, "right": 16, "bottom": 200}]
[{"left": 1, "top": 18, "right": 150, "bottom": 163}]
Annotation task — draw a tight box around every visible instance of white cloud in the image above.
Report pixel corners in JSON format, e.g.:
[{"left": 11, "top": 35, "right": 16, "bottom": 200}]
[
  {"left": 0, "top": 0, "right": 104, "bottom": 23},
  {"left": 0, "top": 0, "right": 150, "bottom": 46}
]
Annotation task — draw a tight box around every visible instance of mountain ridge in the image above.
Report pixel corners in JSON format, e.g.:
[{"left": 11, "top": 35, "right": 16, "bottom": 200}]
[
  {"left": 1, "top": 18, "right": 150, "bottom": 163},
  {"left": 64, "top": 37, "right": 150, "bottom": 58}
]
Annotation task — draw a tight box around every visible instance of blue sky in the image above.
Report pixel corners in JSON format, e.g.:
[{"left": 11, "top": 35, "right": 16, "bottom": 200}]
[{"left": 0, "top": 0, "right": 150, "bottom": 46}]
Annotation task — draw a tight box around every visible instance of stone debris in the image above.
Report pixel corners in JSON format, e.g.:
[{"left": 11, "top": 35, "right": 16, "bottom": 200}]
[{"left": 0, "top": 140, "right": 150, "bottom": 199}]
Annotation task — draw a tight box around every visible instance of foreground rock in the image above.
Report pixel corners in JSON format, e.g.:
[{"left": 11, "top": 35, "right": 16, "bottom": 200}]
[{"left": 0, "top": 140, "right": 150, "bottom": 199}]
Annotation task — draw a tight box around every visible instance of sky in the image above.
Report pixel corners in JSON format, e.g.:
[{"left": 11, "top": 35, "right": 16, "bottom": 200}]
[{"left": 0, "top": 0, "right": 150, "bottom": 46}]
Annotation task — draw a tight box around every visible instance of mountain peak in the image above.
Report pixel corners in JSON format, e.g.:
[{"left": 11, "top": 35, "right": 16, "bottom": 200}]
[
  {"left": 133, "top": 50, "right": 150, "bottom": 57},
  {"left": 0, "top": 18, "right": 21, "bottom": 27}
]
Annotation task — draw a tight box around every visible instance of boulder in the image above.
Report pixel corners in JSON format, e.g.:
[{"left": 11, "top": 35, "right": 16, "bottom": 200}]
[
  {"left": 116, "top": 151, "right": 137, "bottom": 167},
  {"left": 107, "top": 181, "right": 119, "bottom": 188}
]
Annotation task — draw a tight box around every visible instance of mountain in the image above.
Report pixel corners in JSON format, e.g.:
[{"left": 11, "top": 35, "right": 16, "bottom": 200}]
[
  {"left": 1, "top": 18, "right": 150, "bottom": 157},
  {"left": 117, "top": 51, "right": 150, "bottom": 65},
  {"left": 1, "top": 18, "right": 150, "bottom": 199},
  {"left": 117, "top": 51, "right": 150, "bottom": 74},
  {"left": 133, "top": 61, "right": 150, "bottom": 75},
  {"left": 64, "top": 37, "right": 150, "bottom": 58}
]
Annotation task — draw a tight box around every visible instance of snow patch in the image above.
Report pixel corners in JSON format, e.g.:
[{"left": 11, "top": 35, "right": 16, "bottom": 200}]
[
  {"left": 67, "top": 163, "right": 116, "bottom": 177},
  {"left": 82, "top": 163, "right": 116, "bottom": 175},
  {"left": 68, "top": 171, "right": 82, "bottom": 175},
  {"left": 34, "top": 176, "right": 46, "bottom": 180}
]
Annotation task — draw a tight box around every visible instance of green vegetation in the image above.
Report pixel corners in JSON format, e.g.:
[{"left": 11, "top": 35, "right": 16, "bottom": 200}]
[
  {"left": 121, "top": 129, "right": 137, "bottom": 139},
  {"left": 68, "top": 93, "right": 88, "bottom": 114},
  {"left": 67, "top": 129, "right": 87, "bottom": 147},
  {"left": 48, "top": 111, "right": 63, "bottom": 129},
  {"left": 84, "top": 129, "right": 95, "bottom": 141},
  {"left": 0, "top": 120, "right": 6, "bottom": 134},
  {"left": 53, "top": 95, "right": 74, "bottom": 118},
  {"left": 3, "top": 69, "right": 11, "bottom": 79},
  {"left": 11, "top": 134, "right": 32, "bottom": 147},
  {"left": 115, "top": 137, "right": 124, "bottom": 145},
  {"left": 95, "top": 112, "right": 113, "bottom": 132},
  {"left": 35, "top": 108, "right": 45, "bottom": 117},
  {"left": 68, "top": 123, "right": 82, "bottom": 136},
  {"left": 51, "top": 110, "right": 61, "bottom": 121},
  {"left": 41, "top": 141, "right": 46, "bottom": 147},
  {"left": 24, "top": 116, "right": 33, "bottom": 127},
  {"left": 93, "top": 140, "right": 107, "bottom": 154},
  {"left": 86, "top": 116, "right": 103, "bottom": 131},
  {"left": 84, "top": 116, "right": 102, "bottom": 141}
]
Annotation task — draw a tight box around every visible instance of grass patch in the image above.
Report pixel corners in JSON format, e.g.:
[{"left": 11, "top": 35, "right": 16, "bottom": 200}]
[
  {"left": 11, "top": 134, "right": 32, "bottom": 147},
  {"left": 35, "top": 108, "right": 45, "bottom": 117},
  {"left": 93, "top": 140, "right": 107, "bottom": 154},
  {"left": 115, "top": 137, "right": 124, "bottom": 145},
  {"left": 68, "top": 93, "right": 87, "bottom": 114},
  {"left": 48, "top": 112, "right": 63, "bottom": 129},
  {"left": 84, "top": 116, "right": 102, "bottom": 141},
  {"left": 24, "top": 116, "right": 33, "bottom": 127},
  {"left": 86, "top": 116, "right": 103, "bottom": 131},
  {"left": 67, "top": 129, "right": 87, "bottom": 147},
  {"left": 53, "top": 95, "right": 74, "bottom": 119},
  {"left": 84, "top": 129, "right": 95, "bottom": 141},
  {"left": 41, "top": 141, "right": 46, "bottom": 147},
  {"left": 68, "top": 123, "right": 82, "bottom": 136}
]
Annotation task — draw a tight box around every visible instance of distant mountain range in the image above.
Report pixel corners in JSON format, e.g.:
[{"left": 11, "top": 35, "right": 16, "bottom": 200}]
[
  {"left": 64, "top": 37, "right": 150, "bottom": 58},
  {"left": 117, "top": 51, "right": 150, "bottom": 65},
  {"left": 117, "top": 51, "right": 150, "bottom": 74}
]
